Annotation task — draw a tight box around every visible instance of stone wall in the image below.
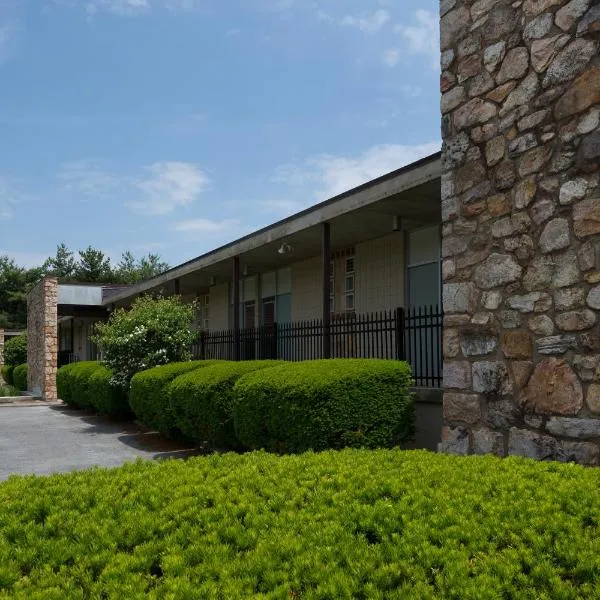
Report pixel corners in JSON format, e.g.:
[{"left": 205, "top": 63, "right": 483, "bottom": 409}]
[
  {"left": 27, "top": 277, "right": 58, "bottom": 400},
  {"left": 440, "top": 0, "right": 600, "bottom": 463}
]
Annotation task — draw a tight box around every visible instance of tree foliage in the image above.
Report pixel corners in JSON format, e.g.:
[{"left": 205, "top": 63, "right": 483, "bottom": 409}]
[
  {"left": 92, "top": 295, "right": 197, "bottom": 390},
  {"left": 0, "top": 245, "right": 170, "bottom": 328}
]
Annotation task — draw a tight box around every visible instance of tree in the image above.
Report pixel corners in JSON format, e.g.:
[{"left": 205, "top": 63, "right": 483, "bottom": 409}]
[
  {"left": 0, "top": 256, "right": 41, "bottom": 329},
  {"left": 92, "top": 295, "right": 197, "bottom": 390},
  {"left": 137, "top": 253, "right": 170, "bottom": 281},
  {"left": 75, "top": 246, "right": 112, "bottom": 282},
  {"left": 43, "top": 243, "right": 77, "bottom": 280},
  {"left": 115, "top": 251, "right": 170, "bottom": 284}
]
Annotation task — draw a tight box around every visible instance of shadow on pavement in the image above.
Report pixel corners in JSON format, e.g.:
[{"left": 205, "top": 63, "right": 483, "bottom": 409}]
[{"left": 48, "top": 404, "right": 202, "bottom": 460}]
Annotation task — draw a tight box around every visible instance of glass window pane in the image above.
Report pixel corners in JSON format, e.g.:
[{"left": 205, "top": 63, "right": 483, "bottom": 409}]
[
  {"left": 346, "top": 257, "right": 355, "bottom": 273},
  {"left": 408, "top": 262, "right": 440, "bottom": 308},
  {"left": 345, "top": 275, "right": 354, "bottom": 292},
  {"left": 345, "top": 294, "right": 355, "bottom": 310}
]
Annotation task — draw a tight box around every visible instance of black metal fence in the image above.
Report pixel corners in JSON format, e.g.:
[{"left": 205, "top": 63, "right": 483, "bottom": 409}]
[{"left": 191, "top": 305, "right": 443, "bottom": 387}]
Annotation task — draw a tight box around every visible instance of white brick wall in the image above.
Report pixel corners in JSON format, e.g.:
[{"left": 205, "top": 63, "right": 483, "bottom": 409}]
[
  {"left": 209, "top": 283, "right": 230, "bottom": 330},
  {"left": 355, "top": 232, "right": 405, "bottom": 314},
  {"left": 291, "top": 256, "right": 322, "bottom": 322}
]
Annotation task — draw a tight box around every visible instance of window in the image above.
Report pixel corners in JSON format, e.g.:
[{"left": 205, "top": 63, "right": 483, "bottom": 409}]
[{"left": 344, "top": 256, "right": 355, "bottom": 312}]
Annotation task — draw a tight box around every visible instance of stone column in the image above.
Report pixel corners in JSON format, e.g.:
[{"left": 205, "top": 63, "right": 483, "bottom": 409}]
[
  {"left": 440, "top": 0, "right": 600, "bottom": 463},
  {"left": 27, "top": 277, "right": 58, "bottom": 400}
]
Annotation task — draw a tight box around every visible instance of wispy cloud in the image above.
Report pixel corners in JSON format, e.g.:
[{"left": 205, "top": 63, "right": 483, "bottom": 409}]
[
  {"left": 0, "top": 176, "right": 26, "bottom": 220},
  {"left": 394, "top": 9, "right": 439, "bottom": 69},
  {"left": 318, "top": 9, "right": 391, "bottom": 34},
  {"left": 58, "top": 160, "right": 210, "bottom": 215},
  {"left": 0, "top": 19, "right": 18, "bottom": 65},
  {"left": 382, "top": 48, "right": 399, "bottom": 67},
  {"left": 172, "top": 218, "right": 239, "bottom": 232},
  {"left": 84, "top": 0, "right": 150, "bottom": 18},
  {"left": 274, "top": 142, "right": 441, "bottom": 201},
  {"left": 130, "top": 162, "right": 210, "bottom": 215},
  {"left": 54, "top": 0, "right": 196, "bottom": 17},
  {"left": 339, "top": 9, "right": 390, "bottom": 33},
  {"left": 58, "top": 160, "right": 118, "bottom": 198}
]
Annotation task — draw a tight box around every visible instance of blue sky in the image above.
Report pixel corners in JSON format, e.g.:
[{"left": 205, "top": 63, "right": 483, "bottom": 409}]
[{"left": 0, "top": 0, "right": 440, "bottom": 269}]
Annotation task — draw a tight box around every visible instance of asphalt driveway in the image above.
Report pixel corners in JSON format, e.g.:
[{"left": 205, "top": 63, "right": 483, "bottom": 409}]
[{"left": 0, "top": 405, "right": 199, "bottom": 479}]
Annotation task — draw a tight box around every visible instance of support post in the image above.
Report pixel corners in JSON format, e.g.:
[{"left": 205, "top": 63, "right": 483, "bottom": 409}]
[
  {"left": 322, "top": 222, "right": 331, "bottom": 359},
  {"left": 232, "top": 256, "right": 240, "bottom": 361}
]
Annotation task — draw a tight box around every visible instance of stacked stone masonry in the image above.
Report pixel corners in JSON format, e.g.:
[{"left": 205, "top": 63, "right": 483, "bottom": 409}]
[
  {"left": 27, "top": 278, "right": 58, "bottom": 400},
  {"left": 440, "top": 0, "right": 600, "bottom": 464}
]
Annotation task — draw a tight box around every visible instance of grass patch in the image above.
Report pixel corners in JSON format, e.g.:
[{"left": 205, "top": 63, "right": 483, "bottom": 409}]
[{"left": 0, "top": 450, "right": 599, "bottom": 598}]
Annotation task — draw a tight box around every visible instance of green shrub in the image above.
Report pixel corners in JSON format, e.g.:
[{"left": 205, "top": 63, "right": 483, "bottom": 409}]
[
  {"left": 3, "top": 333, "right": 27, "bottom": 367},
  {"left": 56, "top": 361, "right": 103, "bottom": 408},
  {"left": 0, "top": 383, "right": 19, "bottom": 397},
  {"left": 234, "top": 359, "right": 414, "bottom": 453},
  {"left": 87, "top": 364, "right": 130, "bottom": 416},
  {"left": 12, "top": 364, "right": 27, "bottom": 392},
  {"left": 169, "top": 360, "right": 284, "bottom": 448},
  {"left": 0, "top": 451, "right": 599, "bottom": 598},
  {"left": 1, "top": 364, "right": 14, "bottom": 386},
  {"left": 92, "top": 295, "right": 198, "bottom": 391},
  {"left": 129, "top": 361, "right": 219, "bottom": 436}
]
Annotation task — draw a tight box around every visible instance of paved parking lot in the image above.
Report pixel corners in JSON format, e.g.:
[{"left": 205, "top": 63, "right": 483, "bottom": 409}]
[{"left": 0, "top": 405, "right": 199, "bottom": 479}]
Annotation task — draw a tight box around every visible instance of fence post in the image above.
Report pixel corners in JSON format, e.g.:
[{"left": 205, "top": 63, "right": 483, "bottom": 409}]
[{"left": 395, "top": 307, "right": 405, "bottom": 361}]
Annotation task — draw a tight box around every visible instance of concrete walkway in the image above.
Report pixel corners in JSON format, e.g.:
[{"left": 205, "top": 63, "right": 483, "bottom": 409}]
[{"left": 0, "top": 405, "right": 199, "bottom": 480}]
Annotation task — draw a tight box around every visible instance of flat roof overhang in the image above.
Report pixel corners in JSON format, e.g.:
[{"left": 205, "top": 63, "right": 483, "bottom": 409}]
[
  {"left": 57, "top": 305, "right": 109, "bottom": 319},
  {"left": 106, "top": 152, "right": 441, "bottom": 306}
]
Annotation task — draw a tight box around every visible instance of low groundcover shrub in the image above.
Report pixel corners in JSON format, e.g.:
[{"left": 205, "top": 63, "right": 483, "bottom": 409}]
[
  {"left": 0, "top": 451, "right": 599, "bottom": 599},
  {"left": 169, "top": 360, "right": 284, "bottom": 448},
  {"left": 11, "top": 364, "right": 27, "bottom": 392},
  {"left": 233, "top": 358, "right": 415, "bottom": 453},
  {"left": 129, "top": 361, "right": 220, "bottom": 436}
]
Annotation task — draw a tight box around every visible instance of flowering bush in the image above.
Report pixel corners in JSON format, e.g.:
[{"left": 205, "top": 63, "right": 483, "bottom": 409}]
[{"left": 92, "top": 296, "right": 197, "bottom": 390}]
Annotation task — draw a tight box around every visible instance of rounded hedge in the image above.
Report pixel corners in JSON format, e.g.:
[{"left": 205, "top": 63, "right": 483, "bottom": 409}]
[
  {"left": 56, "top": 361, "right": 104, "bottom": 408},
  {"left": 129, "top": 361, "right": 221, "bottom": 437},
  {"left": 1, "top": 365, "right": 14, "bottom": 386},
  {"left": 12, "top": 364, "right": 28, "bottom": 392},
  {"left": 233, "top": 359, "right": 415, "bottom": 453},
  {"left": 87, "top": 365, "right": 130, "bottom": 416},
  {"left": 169, "top": 360, "right": 284, "bottom": 449},
  {"left": 3, "top": 333, "right": 27, "bottom": 367}
]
